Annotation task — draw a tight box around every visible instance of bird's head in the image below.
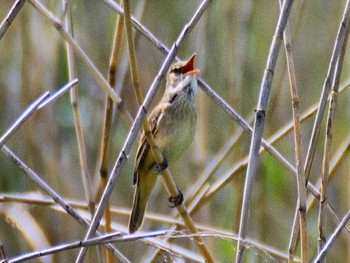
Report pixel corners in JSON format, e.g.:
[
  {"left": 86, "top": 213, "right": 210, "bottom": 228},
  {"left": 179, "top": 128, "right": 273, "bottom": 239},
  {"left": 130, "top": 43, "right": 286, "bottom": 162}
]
[{"left": 166, "top": 54, "right": 200, "bottom": 91}]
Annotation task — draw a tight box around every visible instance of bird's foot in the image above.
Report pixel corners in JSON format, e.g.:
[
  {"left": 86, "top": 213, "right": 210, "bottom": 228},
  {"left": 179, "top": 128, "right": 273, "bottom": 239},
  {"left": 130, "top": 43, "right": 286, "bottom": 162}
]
[
  {"left": 168, "top": 188, "right": 183, "bottom": 208},
  {"left": 154, "top": 159, "right": 168, "bottom": 173}
]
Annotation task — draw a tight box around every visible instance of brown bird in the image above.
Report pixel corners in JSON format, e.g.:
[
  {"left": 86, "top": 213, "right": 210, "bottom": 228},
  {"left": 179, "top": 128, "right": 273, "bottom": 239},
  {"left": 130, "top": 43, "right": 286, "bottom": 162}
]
[{"left": 129, "top": 54, "right": 199, "bottom": 233}]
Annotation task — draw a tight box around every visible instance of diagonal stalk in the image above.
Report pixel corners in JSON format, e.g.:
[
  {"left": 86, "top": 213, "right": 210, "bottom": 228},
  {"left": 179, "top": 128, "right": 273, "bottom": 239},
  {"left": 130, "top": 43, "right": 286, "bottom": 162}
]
[
  {"left": 303, "top": 0, "right": 350, "bottom": 185},
  {"left": 313, "top": 210, "right": 350, "bottom": 263},
  {"left": 0, "top": 0, "right": 26, "bottom": 40}
]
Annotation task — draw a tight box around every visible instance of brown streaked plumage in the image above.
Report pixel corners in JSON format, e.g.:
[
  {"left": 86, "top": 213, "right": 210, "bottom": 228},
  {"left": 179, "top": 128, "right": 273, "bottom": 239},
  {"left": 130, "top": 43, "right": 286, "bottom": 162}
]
[{"left": 129, "top": 54, "right": 199, "bottom": 233}]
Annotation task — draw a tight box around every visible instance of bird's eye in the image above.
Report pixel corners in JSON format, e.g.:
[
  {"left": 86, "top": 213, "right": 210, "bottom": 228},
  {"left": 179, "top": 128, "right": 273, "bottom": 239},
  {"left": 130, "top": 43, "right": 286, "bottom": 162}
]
[{"left": 172, "top": 67, "right": 181, "bottom": 74}]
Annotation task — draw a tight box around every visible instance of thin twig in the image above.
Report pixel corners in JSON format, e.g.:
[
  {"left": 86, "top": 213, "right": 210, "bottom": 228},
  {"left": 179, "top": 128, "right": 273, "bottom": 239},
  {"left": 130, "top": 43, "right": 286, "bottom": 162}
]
[
  {"left": 97, "top": 1, "right": 125, "bottom": 194},
  {"left": 0, "top": 92, "right": 49, "bottom": 148},
  {"left": 6, "top": 231, "right": 166, "bottom": 263},
  {"left": 62, "top": 0, "right": 95, "bottom": 217},
  {"left": 279, "top": 0, "right": 307, "bottom": 261},
  {"left": 0, "top": 0, "right": 26, "bottom": 40},
  {"left": 62, "top": 0, "right": 102, "bottom": 260},
  {"left": 319, "top": 0, "right": 350, "bottom": 253},
  {"left": 37, "top": 79, "right": 79, "bottom": 109},
  {"left": 289, "top": 131, "right": 350, "bottom": 258},
  {"left": 95, "top": 2, "right": 125, "bottom": 263},
  {"left": 303, "top": 0, "right": 350, "bottom": 184},
  {"left": 313, "top": 210, "right": 350, "bottom": 263},
  {"left": 308, "top": 132, "right": 350, "bottom": 235},
  {"left": 235, "top": 1, "right": 295, "bottom": 261},
  {"left": 111, "top": 2, "right": 147, "bottom": 95},
  {"left": 0, "top": 80, "right": 78, "bottom": 148}
]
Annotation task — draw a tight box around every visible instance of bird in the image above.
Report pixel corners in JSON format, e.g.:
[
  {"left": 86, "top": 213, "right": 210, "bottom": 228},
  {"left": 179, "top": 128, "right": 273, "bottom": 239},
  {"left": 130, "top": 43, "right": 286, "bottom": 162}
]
[{"left": 129, "top": 54, "right": 199, "bottom": 234}]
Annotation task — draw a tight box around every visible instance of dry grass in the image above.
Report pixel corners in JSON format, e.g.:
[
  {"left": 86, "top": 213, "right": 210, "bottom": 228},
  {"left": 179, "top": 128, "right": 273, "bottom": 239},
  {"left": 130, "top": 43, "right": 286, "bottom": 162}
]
[{"left": 0, "top": 0, "right": 349, "bottom": 262}]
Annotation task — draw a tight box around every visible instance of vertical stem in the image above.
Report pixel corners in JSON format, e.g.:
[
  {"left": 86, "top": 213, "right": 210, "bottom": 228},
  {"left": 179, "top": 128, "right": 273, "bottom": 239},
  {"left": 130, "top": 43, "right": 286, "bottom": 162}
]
[
  {"left": 95, "top": 2, "right": 125, "bottom": 262},
  {"left": 63, "top": 0, "right": 94, "bottom": 215},
  {"left": 235, "top": 1, "right": 294, "bottom": 262},
  {"left": 318, "top": 1, "right": 350, "bottom": 256},
  {"left": 279, "top": 0, "right": 308, "bottom": 261}
]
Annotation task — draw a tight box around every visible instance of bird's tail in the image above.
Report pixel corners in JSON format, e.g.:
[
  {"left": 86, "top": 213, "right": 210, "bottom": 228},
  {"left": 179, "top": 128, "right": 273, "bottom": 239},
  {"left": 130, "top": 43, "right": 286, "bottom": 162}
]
[
  {"left": 129, "top": 173, "right": 157, "bottom": 233},
  {"left": 129, "top": 185, "right": 147, "bottom": 234}
]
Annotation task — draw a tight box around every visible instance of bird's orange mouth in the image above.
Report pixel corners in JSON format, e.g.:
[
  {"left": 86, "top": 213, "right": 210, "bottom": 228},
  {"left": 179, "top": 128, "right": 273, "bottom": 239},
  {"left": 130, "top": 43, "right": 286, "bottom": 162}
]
[
  {"left": 184, "top": 69, "right": 200, "bottom": 76},
  {"left": 182, "top": 54, "right": 200, "bottom": 75}
]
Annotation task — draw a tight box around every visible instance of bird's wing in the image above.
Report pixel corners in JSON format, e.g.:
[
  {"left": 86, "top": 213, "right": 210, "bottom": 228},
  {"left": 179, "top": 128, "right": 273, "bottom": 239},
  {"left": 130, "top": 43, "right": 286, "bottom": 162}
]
[{"left": 133, "top": 104, "right": 166, "bottom": 185}]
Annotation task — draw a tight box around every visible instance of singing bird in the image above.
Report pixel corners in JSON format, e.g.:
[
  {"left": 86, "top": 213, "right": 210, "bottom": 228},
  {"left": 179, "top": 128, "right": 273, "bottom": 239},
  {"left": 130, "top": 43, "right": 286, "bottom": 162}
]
[{"left": 129, "top": 54, "right": 199, "bottom": 233}]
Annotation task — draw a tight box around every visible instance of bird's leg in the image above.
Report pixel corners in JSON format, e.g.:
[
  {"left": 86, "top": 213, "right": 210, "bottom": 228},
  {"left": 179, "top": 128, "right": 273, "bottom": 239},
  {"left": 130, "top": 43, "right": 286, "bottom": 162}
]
[
  {"left": 153, "top": 158, "right": 168, "bottom": 173},
  {"left": 168, "top": 187, "right": 184, "bottom": 207},
  {"left": 153, "top": 159, "right": 183, "bottom": 207}
]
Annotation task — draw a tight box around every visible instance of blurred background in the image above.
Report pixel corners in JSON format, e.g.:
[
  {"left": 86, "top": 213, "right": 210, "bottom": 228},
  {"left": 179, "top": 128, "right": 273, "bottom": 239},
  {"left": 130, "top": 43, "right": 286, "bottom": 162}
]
[{"left": 0, "top": 0, "right": 349, "bottom": 262}]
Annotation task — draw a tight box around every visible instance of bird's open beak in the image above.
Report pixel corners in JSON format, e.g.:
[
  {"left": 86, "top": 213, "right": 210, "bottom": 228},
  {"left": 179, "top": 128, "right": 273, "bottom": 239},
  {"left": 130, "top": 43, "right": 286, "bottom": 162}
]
[{"left": 182, "top": 54, "right": 200, "bottom": 76}]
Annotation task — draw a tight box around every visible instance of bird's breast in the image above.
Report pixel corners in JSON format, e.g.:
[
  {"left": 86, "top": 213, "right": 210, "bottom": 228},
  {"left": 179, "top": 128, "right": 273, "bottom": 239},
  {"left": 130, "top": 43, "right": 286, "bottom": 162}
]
[{"left": 156, "top": 99, "right": 196, "bottom": 164}]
